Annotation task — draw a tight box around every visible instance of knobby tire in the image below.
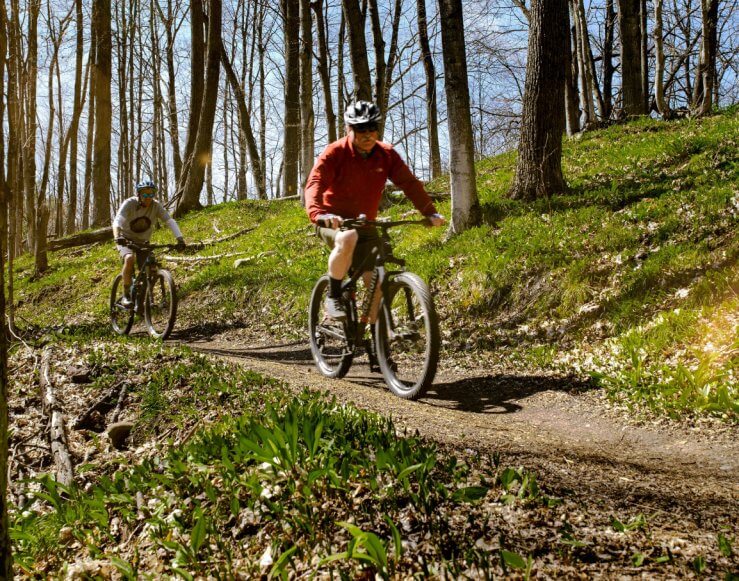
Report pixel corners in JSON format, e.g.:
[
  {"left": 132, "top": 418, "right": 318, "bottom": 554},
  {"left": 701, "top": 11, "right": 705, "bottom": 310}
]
[
  {"left": 375, "top": 272, "right": 440, "bottom": 399},
  {"left": 110, "top": 274, "right": 134, "bottom": 336},
  {"left": 308, "top": 275, "right": 354, "bottom": 378},
  {"left": 144, "top": 269, "right": 177, "bottom": 340}
]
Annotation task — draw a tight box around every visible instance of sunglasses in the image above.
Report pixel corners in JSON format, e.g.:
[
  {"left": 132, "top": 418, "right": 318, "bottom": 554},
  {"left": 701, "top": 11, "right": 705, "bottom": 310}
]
[
  {"left": 139, "top": 191, "right": 156, "bottom": 198},
  {"left": 353, "top": 123, "right": 378, "bottom": 134}
]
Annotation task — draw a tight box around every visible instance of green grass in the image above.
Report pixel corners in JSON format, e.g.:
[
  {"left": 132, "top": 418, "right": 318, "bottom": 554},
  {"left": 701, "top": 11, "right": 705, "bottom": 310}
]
[
  {"left": 12, "top": 108, "right": 739, "bottom": 419},
  {"left": 10, "top": 342, "right": 553, "bottom": 577}
]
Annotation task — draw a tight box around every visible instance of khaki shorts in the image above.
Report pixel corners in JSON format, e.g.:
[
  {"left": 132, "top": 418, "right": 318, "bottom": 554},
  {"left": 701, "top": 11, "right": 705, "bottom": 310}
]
[
  {"left": 117, "top": 245, "right": 150, "bottom": 269},
  {"left": 315, "top": 226, "right": 380, "bottom": 273}
]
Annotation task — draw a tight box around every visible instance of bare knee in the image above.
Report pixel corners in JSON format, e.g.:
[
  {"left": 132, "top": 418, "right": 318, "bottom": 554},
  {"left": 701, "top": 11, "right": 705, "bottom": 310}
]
[{"left": 334, "top": 230, "right": 358, "bottom": 254}]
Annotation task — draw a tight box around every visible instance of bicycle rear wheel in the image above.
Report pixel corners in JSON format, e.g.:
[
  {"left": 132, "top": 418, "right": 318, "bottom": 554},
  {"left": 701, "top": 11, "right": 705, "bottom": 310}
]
[
  {"left": 376, "top": 272, "right": 440, "bottom": 399},
  {"left": 308, "top": 275, "right": 354, "bottom": 378},
  {"left": 110, "top": 274, "right": 134, "bottom": 335},
  {"left": 144, "top": 269, "right": 177, "bottom": 340}
]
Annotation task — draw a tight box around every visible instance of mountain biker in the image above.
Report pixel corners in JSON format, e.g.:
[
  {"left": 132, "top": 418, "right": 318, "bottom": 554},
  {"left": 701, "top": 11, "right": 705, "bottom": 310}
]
[
  {"left": 305, "top": 100, "right": 445, "bottom": 326},
  {"left": 112, "top": 180, "right": 186, "bottom": 306}
]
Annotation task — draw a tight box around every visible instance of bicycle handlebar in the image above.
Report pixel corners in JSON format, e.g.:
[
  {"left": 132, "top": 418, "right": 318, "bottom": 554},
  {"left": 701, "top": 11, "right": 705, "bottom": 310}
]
[
  {"left": 317, "top": 216, "right": 431, "bottom": 230},
  {"left": 120, "top": 241, "right": 182, "bottom": 251}
]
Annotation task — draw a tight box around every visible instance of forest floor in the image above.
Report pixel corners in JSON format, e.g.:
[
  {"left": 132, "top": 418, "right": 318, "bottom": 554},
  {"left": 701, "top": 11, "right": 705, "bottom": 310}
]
[{"left": 181, "top": 324, "right": 739, "bottom": 576}]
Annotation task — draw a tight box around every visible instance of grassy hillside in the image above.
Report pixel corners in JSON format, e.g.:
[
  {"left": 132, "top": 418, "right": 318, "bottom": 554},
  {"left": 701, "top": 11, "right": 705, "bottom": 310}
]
[{"left": 16, "top": 108, "right": 738, "bottom": 419}]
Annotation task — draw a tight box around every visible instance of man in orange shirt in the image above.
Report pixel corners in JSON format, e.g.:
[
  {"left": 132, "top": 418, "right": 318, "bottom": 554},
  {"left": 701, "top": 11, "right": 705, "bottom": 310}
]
[{"left": 305, "top": 101, "right": 445, "bottom": 320}]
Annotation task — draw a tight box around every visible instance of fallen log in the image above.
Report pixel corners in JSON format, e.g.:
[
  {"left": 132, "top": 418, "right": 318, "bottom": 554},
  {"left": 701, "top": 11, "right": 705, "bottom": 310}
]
[
  {"left": 110, "top": 383, "right": 129, "bottom": 424},
  {"left": 163, "top": 250, "right": 276, "bottom": 264},
  {"left": 48, "top": 226, "right": 113, "bottom": 251},
  {"left": 40, "top": 349, "right": 74, "bottom": 487}
]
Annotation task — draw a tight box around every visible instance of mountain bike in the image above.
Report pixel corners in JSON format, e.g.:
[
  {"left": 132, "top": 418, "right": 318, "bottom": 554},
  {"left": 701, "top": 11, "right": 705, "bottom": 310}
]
[
  {"left": 110, "top": 241, "right": 178, "bottom": 340},
  {"left": 308, "top": 217, "right": 440, "bottom": 399}
]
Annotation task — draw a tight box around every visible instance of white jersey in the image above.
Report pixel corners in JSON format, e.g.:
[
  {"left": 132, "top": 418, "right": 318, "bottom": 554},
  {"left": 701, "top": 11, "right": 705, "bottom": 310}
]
[{"left": 112, "top": 197, "right": 182, "bottom": 244}]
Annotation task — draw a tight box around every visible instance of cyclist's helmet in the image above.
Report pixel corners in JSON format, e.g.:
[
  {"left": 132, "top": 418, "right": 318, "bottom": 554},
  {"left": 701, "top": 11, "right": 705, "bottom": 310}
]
[
  {"left": 136, "top": 180, "right": 157, "bottom": 196},
  {"left": 344, "top": 100, "right": 382, "bottom": 126}
]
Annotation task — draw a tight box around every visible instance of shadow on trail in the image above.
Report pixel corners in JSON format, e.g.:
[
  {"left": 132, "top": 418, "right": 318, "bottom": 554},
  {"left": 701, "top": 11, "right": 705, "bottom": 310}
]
[{"left": 423, "top": 374, "right": 595, "bottom": 415}]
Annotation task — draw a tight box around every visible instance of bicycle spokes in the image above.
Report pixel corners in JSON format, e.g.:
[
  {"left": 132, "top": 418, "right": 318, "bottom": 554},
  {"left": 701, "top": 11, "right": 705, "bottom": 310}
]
[
  {"left": 308, "top": 276, "right": 354, "bottom": 378},
  {"left": 376, "top": 273, "right": 439, "bottom": 399},
  {"left": 144, "top": 270, "right": 177, "bottom": 339}
]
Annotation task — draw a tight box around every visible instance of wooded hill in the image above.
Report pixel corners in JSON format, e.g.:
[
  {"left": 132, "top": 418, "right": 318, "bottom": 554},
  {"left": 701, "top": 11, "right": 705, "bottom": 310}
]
[
  {"left": 6, "top": 108, "right": 738, "bottom": 578},
  {"left": 15, "top": 109, "right": 738, "bottom": 420}
]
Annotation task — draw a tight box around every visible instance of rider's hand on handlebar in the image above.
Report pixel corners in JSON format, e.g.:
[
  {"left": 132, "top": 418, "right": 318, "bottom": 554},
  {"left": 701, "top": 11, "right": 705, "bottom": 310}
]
[
  {"left": 316, "top": 214, "right": 343, "bottom": 229},
  {"left": 426, "top": 213, "right": 446, "bottom": 227}
]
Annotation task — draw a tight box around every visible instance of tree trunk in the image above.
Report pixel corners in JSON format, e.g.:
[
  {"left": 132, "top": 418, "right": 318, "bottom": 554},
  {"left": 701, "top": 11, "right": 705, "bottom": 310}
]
[
  {"left": 22, "top": 1, "right": 40, "bottom": 256},
  {"left": 618, "top": 0, "right": 647, "bottom": 116},
  {"left": 640, "top": 0, "right": 649, "bottom": 113},
  {"left": 437, "top": 0, "right": 480, "bottom": 233},
  {"left": 337, "top": 12, "right": 346, "bottom": 123},
  {"left": 220, "top": 41, "right": 266, "bottom": 200},
  {"left": 65, "top": 0, "right": 85, "bottom": 234},
  {"left": 91, "top": 0, "right": 112, "bottom": 227},
  {"left": 342, "top": 0, "right": 372, "bottom": 100},
  {"left": 312, "top": 0, "right": 337, "bottom": 143},
  {"left": 692, "top": 0, "right": 718, "bottom": 116},
  {"left": 653, "top": 0, "right": 672, "bottom": 118},
  {"left": 509, "top": 0, "right": 568, "bottom": 200},
  {"left": 602, "top": 0, "right": 615, "bottom": 119},
  {"left": 564, "top": 8, "right": 580, "bottom": 135},
  {"left": 177, "top": 0, "right": 205, "bottom": 198},
  {"left": 368, "top": 0, "right": 385, "bottom": 106},
  {"left": 379, "top": 0, "right": 402, "bottom": 132},
  {"left": 299, "top": 0, "right": 315, "bottom": 191},
  {"left": 417, "top": 0, "right": 442, "bottom": 178},
  {"left": 572, "top": 0, "right": 595, "bottom": 126},
  {"left": 175, "top": 0, "right": 222, "bottom": 217},
  {"left": 162, "top": 0, "right": 183, "bottom": 183},
  {"left": 0, "top": 4, "right": 14, "bottom": 571},
  {"left": 282, "top": 0, "right": 301, "bottom": 198},
  {"left": 258, "top": 1, "right": 267, "bottom": 197},
  {"left": 82, "top": 23, "right": 95, "bottom": 231}
]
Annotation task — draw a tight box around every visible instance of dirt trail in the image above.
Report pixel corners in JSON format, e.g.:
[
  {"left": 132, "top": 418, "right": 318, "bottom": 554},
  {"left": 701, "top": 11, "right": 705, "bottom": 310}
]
[
  {"left": 184, "top": 333, "right": 739, "bottom": 572},
  {"left": 187, "top": 335, "right": 738, "bottom": 492}
]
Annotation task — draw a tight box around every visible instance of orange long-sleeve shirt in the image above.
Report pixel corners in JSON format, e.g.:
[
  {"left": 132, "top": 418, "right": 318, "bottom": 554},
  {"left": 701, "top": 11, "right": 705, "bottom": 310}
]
[{"left": 304, "top": 136, "right": 437, "bottom": 223}]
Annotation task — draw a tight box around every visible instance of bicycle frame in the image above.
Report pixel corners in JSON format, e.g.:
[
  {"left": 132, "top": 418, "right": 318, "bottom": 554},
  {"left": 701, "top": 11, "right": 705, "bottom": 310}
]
[
  {"left": 335, "top": 218, "right": 426, "bottom": 351},
  {"left": 123, "top": 243, "right": 176, "bottom": 309}
]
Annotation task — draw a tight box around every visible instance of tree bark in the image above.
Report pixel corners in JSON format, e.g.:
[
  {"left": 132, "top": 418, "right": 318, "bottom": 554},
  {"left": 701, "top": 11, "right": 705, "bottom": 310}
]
[
  {"left": 564, "top": 8, "right": 580, "bottom": 135},
  {"left": 312, "top": 0, "right": 337, "bottom": 143},
  {"left": 282, "top": 0, "right": 301, "bottom": 198},
  {"left": 175, "top": 0, "right": 222, "bottom": 217},
  {"left": 417, "top": 0, "right": 442, "bottom": 179},
  {"left": 653, "top": 0, "right": 672, "bottom": 118},
  {"left": 437, "top": 0, "right": 480, "bottom": 233},
  {"left": 65, "top": 0, "right": 85, "bottom": 234},
  {"left": 91, "top": 0, "right": 112, "bottom": 227},
  {"left": 692, "top": 0, "right": 718, "bottom": 116},
  {"left": 509, "top": 0, "right": 568, "bottom": 200},
  {"left": 602, "top": 0, "right": 615, "bottom": 119},
  {"left": 618, "top": 0, "right": 647, "bottom": 116},
  {"left": 0, "top": 2, "right": 14, "bottom": 571},
  {"left": 342, "top": 0, "right": 372, "bottom": 100},
  {"left": 299, "top": 0, "right": 315, "bottom": 191}
]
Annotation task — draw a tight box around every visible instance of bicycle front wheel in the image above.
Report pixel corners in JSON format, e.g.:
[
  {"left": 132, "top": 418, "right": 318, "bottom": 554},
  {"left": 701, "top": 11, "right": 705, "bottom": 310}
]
[
  {"left": 144, "top": 269, "right": 177, "bottom": 340},
  {"left": 376, "top": 272, "right": 440, "bottom": 399},
  {"left": 110, "top": 274, "right": 134, "bottom": 336},
  {"left": 308, "top": 275, "right": 354, "bottom": 378}
]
